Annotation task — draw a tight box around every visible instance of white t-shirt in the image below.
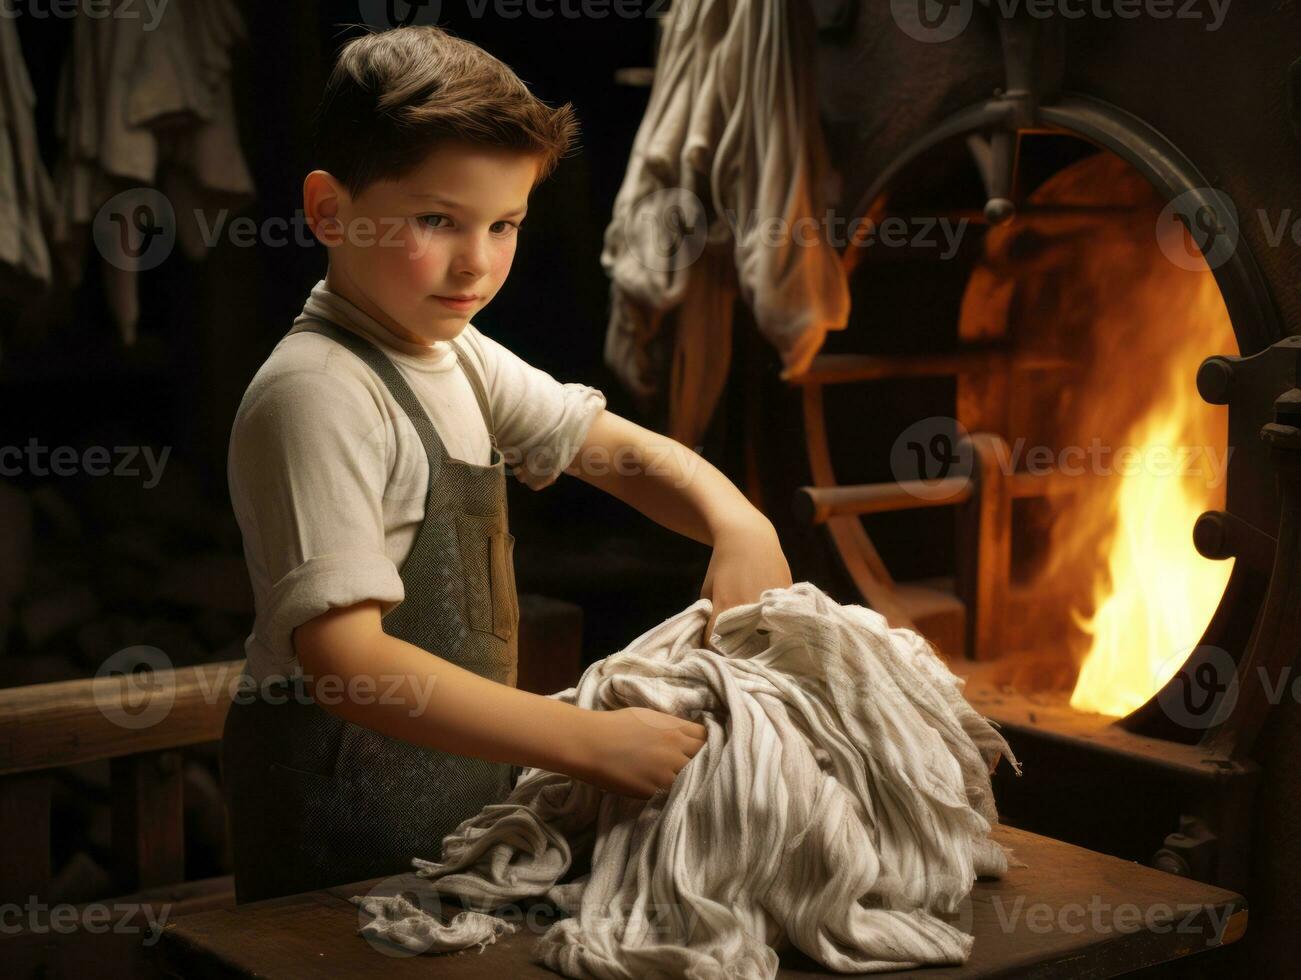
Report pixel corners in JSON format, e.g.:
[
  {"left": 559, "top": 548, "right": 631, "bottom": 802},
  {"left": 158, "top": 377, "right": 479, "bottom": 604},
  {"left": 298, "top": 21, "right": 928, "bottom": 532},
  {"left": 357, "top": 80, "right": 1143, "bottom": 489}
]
[{"left": 228, "top": 280, "right": 607, "bottom": 682}]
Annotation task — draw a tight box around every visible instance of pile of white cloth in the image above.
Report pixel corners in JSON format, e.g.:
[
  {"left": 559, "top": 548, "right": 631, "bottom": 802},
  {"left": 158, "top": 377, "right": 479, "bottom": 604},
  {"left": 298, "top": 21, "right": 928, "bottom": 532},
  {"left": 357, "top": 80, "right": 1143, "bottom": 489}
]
[
  {"left": 600, "top": 0, "right": 851, "bottom": 448},
  {"left": 51, "top": 0, "right": 253, "bottom": 344},
  {"left": 354, "top": 583, "right": 1019, "bottom": 978}
]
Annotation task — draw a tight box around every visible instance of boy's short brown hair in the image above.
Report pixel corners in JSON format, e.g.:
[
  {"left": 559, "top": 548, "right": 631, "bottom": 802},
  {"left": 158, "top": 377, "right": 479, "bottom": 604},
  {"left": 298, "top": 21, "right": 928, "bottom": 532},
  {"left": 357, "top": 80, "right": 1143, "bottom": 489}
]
[{"left": 313, "top": 26, "right": 579, "bottom": 200}]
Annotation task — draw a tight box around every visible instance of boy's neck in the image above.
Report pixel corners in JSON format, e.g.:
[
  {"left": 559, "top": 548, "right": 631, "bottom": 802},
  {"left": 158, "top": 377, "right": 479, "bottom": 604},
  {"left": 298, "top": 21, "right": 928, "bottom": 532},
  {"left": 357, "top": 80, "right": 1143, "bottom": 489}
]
[{"left": 324, "top": 267, "right": 438, "bottom": 350}]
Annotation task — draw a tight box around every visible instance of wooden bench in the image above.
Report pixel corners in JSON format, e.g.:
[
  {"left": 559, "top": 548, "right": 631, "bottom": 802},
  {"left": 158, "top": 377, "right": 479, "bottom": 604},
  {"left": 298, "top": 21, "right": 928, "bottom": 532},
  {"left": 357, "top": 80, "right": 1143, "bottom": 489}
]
[
  {"left": 0, "top": 593, "right": 584, "bottom": 980},
  {"left": 155, "top": 825, "right": 1245, "bottom": 979}
]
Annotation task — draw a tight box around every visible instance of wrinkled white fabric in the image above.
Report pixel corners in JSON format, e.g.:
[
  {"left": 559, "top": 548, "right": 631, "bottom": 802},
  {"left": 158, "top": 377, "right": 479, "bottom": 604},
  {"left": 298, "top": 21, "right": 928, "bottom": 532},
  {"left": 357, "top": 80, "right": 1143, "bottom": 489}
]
[
  {"left": 51, "top": 0, "right": 253, "bottom": 343},
  {"left": 0, "top": 17, "right": 54, "bottom": 293},
  {"left": 353, "top": 893, "right": 518, "bottom": 954},
  {"left": 601, "top": 0, "right": 850, "bottom": 446},
  {"left": 354, "top": 583, "right": 1019, "bottom": 977}
]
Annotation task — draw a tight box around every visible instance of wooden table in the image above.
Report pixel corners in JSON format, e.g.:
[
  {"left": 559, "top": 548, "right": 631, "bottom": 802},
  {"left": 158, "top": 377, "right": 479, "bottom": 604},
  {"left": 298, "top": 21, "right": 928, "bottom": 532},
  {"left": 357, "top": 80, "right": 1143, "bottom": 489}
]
[{"left": 157, "top": 826, "right": 1246, "bottom": 979}]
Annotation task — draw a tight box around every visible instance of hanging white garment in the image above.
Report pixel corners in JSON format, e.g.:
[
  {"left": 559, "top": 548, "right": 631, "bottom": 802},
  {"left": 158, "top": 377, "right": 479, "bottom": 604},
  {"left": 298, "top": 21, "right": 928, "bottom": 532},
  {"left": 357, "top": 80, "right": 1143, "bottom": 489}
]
[
  {"left": 601, "top": 1, "right": 851, "bottom": 446},
  {"left": 51, "top": 0, "right": 253, "bottom": 344},
  {"left": 0, "top": 17, "right": 55, "bottom": 297},
  {"left": 354, "top": 583, "right": 1019, "bottom": 978}
]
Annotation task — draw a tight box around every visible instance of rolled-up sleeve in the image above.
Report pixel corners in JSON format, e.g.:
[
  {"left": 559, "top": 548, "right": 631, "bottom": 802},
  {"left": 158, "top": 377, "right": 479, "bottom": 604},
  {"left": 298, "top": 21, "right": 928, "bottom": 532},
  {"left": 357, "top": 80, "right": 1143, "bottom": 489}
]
[
  {"left": 468, "top": 328, "right": 607, "bottom": 490},
  {"left": 228, "top": 363, "right": 405, "bottom": 673}
]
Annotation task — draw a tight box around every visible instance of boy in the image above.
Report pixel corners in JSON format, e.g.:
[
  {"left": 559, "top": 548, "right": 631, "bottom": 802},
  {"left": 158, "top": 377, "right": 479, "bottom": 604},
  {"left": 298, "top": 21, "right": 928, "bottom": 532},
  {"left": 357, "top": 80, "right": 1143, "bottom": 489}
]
[{"left": 222, "top": 25, "right": 792, "bottom": 903}]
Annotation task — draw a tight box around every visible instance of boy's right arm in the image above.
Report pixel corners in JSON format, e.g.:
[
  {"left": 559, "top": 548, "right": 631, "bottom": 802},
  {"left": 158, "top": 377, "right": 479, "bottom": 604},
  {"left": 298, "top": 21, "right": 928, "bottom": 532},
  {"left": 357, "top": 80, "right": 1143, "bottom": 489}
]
[{"left": 293, "top": 601, "right": 707, "bottom": 800}]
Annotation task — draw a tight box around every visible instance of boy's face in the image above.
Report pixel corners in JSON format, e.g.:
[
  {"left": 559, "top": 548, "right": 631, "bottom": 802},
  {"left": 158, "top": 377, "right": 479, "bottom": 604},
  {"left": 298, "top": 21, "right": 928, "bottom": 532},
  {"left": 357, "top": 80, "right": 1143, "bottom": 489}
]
[{"left": 316, "top": 140, "right": 539, "bottom": 345}]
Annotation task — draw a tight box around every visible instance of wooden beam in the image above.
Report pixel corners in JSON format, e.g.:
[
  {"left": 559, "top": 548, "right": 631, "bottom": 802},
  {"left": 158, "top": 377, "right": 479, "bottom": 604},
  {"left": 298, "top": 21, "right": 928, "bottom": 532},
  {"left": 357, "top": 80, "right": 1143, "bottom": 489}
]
[
  {"left": 786, "top": 349, "right": 1073, "bottom": 387},
  {"left": 796, "top": 478, "right": 973, "bottom": 523},
  {"left": 957, "top": 434, "right": 1014, "bottom": 662},
  {"left": 0, "top": 661, "right": 243, "bottom": 778},
  {"left": 796, "top": 469, "right": 1079, "bottom": 525}
]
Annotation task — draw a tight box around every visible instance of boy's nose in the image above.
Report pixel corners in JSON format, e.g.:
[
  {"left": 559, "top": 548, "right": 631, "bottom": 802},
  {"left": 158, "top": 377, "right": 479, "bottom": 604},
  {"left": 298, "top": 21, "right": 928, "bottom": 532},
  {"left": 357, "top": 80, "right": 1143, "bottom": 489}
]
[{"left": 451, "top": 234, "right": 492, "bottom": 278}]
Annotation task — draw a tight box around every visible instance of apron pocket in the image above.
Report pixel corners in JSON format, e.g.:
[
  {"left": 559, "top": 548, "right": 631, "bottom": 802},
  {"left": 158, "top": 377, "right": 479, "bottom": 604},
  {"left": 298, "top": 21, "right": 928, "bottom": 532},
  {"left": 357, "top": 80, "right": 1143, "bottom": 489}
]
[
  {"left": 456, "top": 512, "right": 497, "bottom": 635},
  {"left": 490, "top": 530, "right": 519, "bottom": 644}
]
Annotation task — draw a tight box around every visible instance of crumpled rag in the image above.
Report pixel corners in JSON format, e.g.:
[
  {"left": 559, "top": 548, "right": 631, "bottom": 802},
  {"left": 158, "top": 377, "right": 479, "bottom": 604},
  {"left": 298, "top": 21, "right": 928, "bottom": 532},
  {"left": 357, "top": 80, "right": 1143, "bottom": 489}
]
[{"left": 354, "top": 582, "right": 1020, "bottom": 978}]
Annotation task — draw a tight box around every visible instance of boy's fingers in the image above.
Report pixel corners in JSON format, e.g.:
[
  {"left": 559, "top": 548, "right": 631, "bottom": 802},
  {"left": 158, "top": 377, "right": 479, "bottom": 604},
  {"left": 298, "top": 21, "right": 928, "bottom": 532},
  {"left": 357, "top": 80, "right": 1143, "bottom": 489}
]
[{"left": 680, "top": 721, "right": 707, "bottom": 742}]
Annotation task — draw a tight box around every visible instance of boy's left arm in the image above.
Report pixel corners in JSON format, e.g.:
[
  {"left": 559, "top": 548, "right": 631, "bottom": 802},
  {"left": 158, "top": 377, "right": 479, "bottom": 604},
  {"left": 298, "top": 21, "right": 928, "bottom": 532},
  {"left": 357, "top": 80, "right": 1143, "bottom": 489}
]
[{"left": 564, "top": 408, "right": 792, "bottom": 641}]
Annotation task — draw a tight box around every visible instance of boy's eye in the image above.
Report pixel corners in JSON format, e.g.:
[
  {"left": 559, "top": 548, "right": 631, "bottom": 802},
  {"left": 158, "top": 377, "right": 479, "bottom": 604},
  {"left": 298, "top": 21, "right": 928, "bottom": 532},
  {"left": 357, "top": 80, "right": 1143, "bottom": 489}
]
[{"left": 417, "top": 215, "right": 518, "bottom": 234}]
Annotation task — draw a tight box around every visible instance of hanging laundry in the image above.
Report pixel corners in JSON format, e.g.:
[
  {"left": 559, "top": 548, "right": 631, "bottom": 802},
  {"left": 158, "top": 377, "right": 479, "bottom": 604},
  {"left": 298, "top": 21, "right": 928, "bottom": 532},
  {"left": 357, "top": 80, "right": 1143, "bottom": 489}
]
[
  {"left": 51, "top": 0, "right": 253, "bottom": 345},
  {"left": 0, "top": 17, "right": 55, "bottom": 302},
  {"left": 601, "top": 1, "right": 851, "bottom": 446},
  {"left": 354, "top": 582, "right": 1019, "bottom": 978}
]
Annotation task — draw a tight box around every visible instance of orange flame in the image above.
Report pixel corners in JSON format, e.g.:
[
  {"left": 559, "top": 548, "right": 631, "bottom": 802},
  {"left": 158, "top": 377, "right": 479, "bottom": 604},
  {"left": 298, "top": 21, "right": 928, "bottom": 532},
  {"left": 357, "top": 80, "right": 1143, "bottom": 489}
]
[
  {"left": 1068, "top": 273, "right": 1235, "bottom": 715},
  {"left": 960, "top": 151, "right": 1237, "bottom": 714}
]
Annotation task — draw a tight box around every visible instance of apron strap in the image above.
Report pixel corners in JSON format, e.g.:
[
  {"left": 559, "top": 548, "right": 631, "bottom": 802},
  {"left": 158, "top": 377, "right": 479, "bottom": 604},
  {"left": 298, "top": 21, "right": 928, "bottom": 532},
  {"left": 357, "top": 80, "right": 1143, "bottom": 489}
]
[
  {"left": 448, "top": 338, "right": 498, "bottom": 452},
  {"left": 292, "top": 316, "right": 450, "bottom": 472}
]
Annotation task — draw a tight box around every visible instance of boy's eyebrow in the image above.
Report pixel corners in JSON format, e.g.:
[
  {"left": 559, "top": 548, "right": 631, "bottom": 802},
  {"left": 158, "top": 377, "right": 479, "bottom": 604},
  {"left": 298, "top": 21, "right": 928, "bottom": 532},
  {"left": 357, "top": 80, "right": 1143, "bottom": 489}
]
[{"left": 407, "top": 193, "right": 527, "bottom": 218}]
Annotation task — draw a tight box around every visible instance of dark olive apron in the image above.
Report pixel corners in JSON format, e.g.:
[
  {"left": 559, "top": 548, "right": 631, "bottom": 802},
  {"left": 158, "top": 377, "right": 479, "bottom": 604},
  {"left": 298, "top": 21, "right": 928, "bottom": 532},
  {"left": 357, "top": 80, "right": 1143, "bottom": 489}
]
[{"left": 222, "top": 315, "right": 521, "bottom": 904}]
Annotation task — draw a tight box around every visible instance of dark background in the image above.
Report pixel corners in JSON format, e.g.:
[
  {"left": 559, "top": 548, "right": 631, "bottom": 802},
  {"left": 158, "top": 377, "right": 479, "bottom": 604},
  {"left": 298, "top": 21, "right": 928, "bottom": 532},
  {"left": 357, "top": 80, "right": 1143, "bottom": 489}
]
[{"left": 0, "top": 0, "right": 745, "bottom": 695}]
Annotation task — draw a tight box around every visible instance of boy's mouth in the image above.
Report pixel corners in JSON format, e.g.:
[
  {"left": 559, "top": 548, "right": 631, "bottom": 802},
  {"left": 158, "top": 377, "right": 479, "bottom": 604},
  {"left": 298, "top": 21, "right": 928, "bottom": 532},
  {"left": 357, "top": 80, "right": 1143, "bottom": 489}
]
[{"left": 432, "top": 294, "right": 479, "bottom": 310}]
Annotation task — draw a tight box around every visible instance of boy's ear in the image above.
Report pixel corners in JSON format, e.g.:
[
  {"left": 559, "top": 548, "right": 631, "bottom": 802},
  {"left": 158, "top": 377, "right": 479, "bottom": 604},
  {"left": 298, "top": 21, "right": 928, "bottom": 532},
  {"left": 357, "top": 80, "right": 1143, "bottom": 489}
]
[{"left": 304, "top": 170, "right": 349, "bottom": 247}]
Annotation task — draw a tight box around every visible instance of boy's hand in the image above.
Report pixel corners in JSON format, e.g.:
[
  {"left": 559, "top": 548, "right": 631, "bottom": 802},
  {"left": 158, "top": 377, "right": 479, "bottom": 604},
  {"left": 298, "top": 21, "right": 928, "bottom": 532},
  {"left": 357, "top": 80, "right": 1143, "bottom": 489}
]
[
  {"left": 700, "top": 515, "right": 793, "bottom": 644},
  {"left": 575, "top": 707, "right": 707, "bottom": 799}
]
